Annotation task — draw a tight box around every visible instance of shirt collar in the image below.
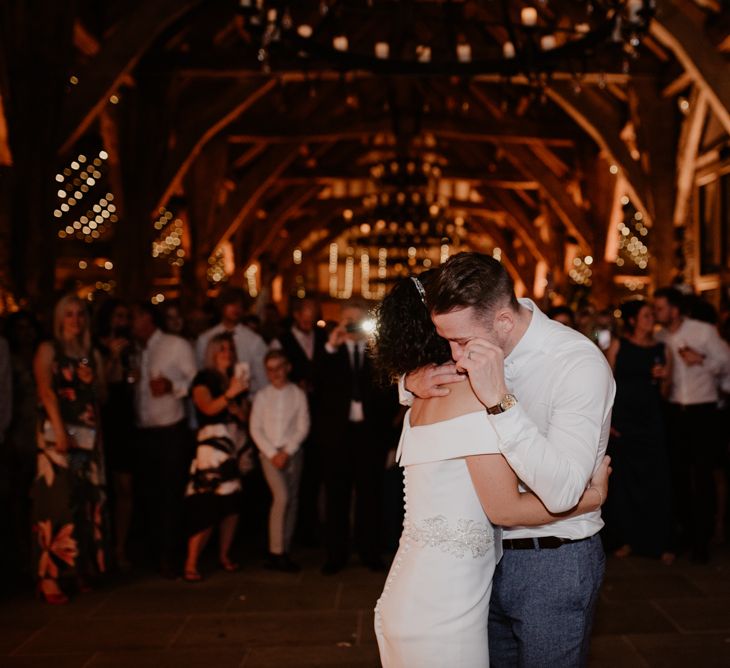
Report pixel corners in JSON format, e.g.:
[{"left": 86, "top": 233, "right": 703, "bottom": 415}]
[{"left": 504, "top": 298, "right": 546, "bottom": 368}]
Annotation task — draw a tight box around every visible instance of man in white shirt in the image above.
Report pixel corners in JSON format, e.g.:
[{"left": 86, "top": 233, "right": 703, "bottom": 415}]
[
  {"left": 654, "top": 287, "right": 730, "bottom": 562},
  {"left": 195, "top": 289, "right": 267, "bottom": 394},
  {"left": 131, "top": 302, "right": 197, "bottom": 577},
  {"left": 405, "top": 253, "right": 615, "bottom": 667}
]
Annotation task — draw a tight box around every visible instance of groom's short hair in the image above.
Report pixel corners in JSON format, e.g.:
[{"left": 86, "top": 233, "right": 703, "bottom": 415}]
[{"left": 427, "top": 252, "right": 518, "bottom": 320}]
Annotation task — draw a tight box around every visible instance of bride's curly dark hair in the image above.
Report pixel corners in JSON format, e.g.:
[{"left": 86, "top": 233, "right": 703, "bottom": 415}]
[{"left": 371, "top": 270, "right": 452, "bottom": 384}]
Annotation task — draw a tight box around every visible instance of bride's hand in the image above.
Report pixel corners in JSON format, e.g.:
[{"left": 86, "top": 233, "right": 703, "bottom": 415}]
[
  {"left": 588, "top": 455, "right": 612, "bottom": 508},
  {"left": 404, "top": 362, "right": 466, "bottom": 398}
]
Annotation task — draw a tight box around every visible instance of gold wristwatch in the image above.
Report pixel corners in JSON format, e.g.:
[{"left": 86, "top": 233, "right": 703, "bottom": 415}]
[{"left": 486, "top": 393, "right": 518, "bottom": 415}]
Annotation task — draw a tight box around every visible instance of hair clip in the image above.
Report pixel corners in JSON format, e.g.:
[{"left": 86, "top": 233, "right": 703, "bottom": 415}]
[{"left": 410, "top": 276, "right": 427, "bottom": 306}]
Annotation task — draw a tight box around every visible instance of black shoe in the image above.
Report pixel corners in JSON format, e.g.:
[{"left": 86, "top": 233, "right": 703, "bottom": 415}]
[
  {"left": 265, "top": 554, "right": 301, "bottom": 573},
  {"left": 321, "top": 561, "right": 344, "bottom": 576}
]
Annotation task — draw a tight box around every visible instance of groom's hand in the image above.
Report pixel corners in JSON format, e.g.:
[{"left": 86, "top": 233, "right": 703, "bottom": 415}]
[
  {"left": 404, "top": 362, "right": 466, "bottom": 398},
  {"left": 457, "top": 338, "right": 509, "bottom": 408}
]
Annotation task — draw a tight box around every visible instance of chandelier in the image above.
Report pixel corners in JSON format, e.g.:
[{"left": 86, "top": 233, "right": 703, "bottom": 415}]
[
  {"left": 325, "top": 153, "right": 470, "bottom": 298},
  {"left": 239, "top": 1, "right": 656, "bottom": 78}
]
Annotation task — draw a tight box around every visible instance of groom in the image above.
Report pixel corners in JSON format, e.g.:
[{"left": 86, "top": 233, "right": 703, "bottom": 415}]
[{"left": 404, "top": 252, "right": 615, "bottom": 667}]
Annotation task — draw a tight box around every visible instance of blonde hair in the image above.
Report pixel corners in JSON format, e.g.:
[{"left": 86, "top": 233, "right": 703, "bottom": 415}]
[
  {"left": 204, "top": 332, "right": 237, "bottom": 372},
  {"left": 53, "top": 294, "right": 91, "bottom": 354}
]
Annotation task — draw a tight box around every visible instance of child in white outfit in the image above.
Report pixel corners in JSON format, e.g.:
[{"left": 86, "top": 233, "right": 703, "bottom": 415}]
[{"left": 250, "top": 350, "right": 310, "bottom": 572}]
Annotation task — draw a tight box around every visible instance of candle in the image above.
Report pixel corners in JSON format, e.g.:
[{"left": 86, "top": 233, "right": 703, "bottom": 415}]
[
  {"left": 375, "top": 41, "right": 389, "bottom": 59},
  {"left": 503, "top": 41, "right": 516, "bottom": 59},
  {"left": 456, "top": 43, "right": 472, "bottom": 63},
  {"left": 521, "top": 7, "right": 538, "bottom": 26},
  {"left": 333, "top": 35, "right": 349, "bottom": 51}
]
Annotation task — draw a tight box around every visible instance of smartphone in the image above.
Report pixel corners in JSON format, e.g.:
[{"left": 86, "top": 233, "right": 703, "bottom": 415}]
[{"left": 234, "top": 361, "right": 250, "bottom": 383}]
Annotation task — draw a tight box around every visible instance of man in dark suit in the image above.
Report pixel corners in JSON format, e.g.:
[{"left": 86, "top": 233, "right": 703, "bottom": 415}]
[
  {"left": 272, "top": 298, "right": 327, "bottom": 546},
  {"left": 316, "top": 301, "right": 397, "bottom": 575}
]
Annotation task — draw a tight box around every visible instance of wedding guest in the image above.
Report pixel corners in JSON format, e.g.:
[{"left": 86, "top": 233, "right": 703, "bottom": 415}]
[
  {"left": 196, "top": 288, "right": 267, "bottom": 394},
  {"left": 130, "top": 302, "right": 196, "bottom": 577},
  {"left": 250, "top": 350, "right": 310, "bottom": 572},
  {"left": 316, "top": 301, "right": 397, "bottom": 574},
  {"left": 260, "top": 303, "right": 284, "bottom": 343},
  {"left": 183, "top": 333, "right": 249, "bottom": 581},
  {"left": 2, "top": 312, "right": 40, "bottom": 586},
  {"left": 271, "top": 298, "right": 327, "bottom": 546},
  {"left": 32, "top": 294, "right": 108, "bottom": 603},
  {"left": 605, "top": 299, "right": 674, "bottom": 564},
  {"left": 161, "top": 301, "right": 186, "bottom": 338},
  {"left": 654, "top": 286, "right": 730, "bottom": 562},
  {"left": 547, "top": 305, "right": 576, "bottom": 329},
  {"left": 96, "top": 299, "right": 136, "bottom": 570}
]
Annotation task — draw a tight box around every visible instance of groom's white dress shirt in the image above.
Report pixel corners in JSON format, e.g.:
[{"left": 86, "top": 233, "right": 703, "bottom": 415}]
[{"left": 401, "top": 299, "right": 616, "bottom": 541}]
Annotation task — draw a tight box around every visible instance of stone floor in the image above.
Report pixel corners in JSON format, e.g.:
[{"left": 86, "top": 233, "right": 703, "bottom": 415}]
[{"left": 2, "top": 546, "right": 730, "bottom": 667}]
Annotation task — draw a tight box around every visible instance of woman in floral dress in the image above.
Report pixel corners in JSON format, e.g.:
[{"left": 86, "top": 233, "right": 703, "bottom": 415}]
[{"left": 32, "top": 294, "right": 108, "bottom": 604}]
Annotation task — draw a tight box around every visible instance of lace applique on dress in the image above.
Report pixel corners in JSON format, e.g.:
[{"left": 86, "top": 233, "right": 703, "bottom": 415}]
[{"left": 403, "top": 515, "right": 493, "bottom": 558}]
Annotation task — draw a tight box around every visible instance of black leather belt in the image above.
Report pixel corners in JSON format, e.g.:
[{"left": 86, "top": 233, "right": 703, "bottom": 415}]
[{"left": 502, "top": 536, "right": 592, "bottom": 550}]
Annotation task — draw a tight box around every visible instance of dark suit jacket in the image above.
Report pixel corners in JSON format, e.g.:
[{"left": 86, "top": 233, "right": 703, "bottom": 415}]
[
  {"left": 277, "top": 326, "right": 326, "bottom": 395},
  {"left": 314, "top": 343, "right": 399, "bottom": 451}
]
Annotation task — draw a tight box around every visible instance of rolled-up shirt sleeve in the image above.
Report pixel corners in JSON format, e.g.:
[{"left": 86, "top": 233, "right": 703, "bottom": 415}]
[
  {"left": 492, "top": 357, "right": 615, "bottom": 513},
  {"left": 398, "top": 374, "right": 414, "bottom": 407}
]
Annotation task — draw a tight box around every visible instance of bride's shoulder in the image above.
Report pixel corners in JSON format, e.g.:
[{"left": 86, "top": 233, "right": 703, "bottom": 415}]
[
  {"left": 411, "top": 378, "right": 485, "bottom": 426},
  {"left": 447, "top": 378, "right": 485, "bottom": 411}
]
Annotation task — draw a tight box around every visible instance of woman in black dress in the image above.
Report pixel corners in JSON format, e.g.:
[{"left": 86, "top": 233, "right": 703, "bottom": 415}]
[
  {"left": 183, "top": 333, "right": 249, "bottom": 581},
  {"left": 605, "top": 299, "right": 675, "bottom": 564}
]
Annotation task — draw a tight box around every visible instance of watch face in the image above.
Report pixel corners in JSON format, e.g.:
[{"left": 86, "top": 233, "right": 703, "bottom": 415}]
[{"left": 500, "top": 394, "right": 517, "bottom": 410}]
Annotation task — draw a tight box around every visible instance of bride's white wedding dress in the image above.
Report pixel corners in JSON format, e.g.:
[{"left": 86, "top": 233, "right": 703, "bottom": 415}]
[{"left": 375, "top": 409, "right": 501, "bottom": 667}]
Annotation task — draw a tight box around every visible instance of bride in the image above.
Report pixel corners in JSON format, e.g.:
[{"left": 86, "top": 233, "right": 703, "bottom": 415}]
[{"left": 372, "top": 274, "right": 609, "bottom": 668}]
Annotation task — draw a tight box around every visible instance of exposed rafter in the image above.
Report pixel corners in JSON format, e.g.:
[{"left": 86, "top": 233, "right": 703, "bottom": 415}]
[
  {"left": 651, "top": 0, "right": 730, "bottom": 134},
  {"left": 59, "top": 0, "right": 205, "bottom": 154},
  {"left": 155, "top": 78, "right": 277, "bottom": 212}
]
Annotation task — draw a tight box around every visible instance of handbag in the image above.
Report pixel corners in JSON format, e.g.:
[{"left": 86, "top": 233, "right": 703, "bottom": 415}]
[{"left": 42, "top": 419, "right": 96, "bottom": 451}]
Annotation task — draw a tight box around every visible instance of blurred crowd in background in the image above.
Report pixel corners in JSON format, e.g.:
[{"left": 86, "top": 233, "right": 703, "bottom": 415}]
[{"left": 0, "top": 283, "right": 728, "bottom": 604}]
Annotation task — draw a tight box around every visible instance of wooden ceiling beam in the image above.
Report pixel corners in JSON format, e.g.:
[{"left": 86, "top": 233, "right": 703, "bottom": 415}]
[
  {"left": 155, "top": 78, "right": 276, "bottom": 213},
  {"left": 58, "top": 0, "right": 205, "bottom": 155},
  {"left": 278, "top": 175, "right": 539, "bottom": 190},
  {"left": 651, "top": 0, "right": 730, "bottom": 135},
  {"left": 239, "top": 185, "right": 320, "bottom": 267},
  {"left": 542, "top": 81, "right": 653, "bottom": 226},
  {"left": 478, "top": 188, "right": 554, "bottom": 266},
  {"left": 662, "top": 71, "right": 693, "bottom": 98},
  {"left": 227, "top": 116, "right": 576, "bottom": 147},
  {"left": 203, "top": 144, "right": 299, "bottom": 258}
]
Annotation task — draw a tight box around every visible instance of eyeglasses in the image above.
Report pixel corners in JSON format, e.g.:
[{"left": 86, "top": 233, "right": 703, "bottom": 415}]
[{"left": 265, "top": 362, "right": 287, "bottom": 372}]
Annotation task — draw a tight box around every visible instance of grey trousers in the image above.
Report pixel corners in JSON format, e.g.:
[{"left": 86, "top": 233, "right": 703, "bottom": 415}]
[
  {"left": 488, "top": 534, "right": 605, "bottom": 668},
  {"left": 260, "top": 450, "right": 303, "bottom": 555}
]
